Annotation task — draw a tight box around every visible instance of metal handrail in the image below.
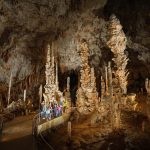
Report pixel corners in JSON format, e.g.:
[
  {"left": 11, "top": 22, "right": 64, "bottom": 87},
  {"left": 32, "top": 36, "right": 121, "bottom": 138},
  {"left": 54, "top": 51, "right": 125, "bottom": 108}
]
[
  {"left": 32, "top": 113, "right": 41, "bottom": 136},
  {"left": 39, "top": 127, "right": 55, "bottom": 150},
  {"left": 32, "top": 112, "right": 55, "bottom": 150},
  {"left": 32, "top": 107, "right": 73, "bottom": 149}
]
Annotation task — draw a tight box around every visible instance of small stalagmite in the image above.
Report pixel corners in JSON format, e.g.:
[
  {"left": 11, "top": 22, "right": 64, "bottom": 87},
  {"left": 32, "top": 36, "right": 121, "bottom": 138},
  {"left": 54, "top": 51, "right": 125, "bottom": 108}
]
[{"left": 145, "top": 78, "right": 150, "bottom": 95}]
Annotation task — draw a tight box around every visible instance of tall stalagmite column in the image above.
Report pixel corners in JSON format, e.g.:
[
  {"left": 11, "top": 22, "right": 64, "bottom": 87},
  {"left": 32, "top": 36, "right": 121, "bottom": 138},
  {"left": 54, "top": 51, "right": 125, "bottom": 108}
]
[
  {"left": 76, "top": 41, "right": 99, "bottom": 114},
  {"left": 107, "top": 15, "right": 129, "bottom": 94},
  {"left": 43, "top": 44, "right": 57, "bottom": 102}
]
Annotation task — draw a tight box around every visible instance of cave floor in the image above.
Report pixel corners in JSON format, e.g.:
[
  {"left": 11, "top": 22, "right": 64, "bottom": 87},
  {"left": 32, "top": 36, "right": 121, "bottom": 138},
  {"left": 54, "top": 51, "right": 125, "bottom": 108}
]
[
  {"left": 43, "top": 109, "right": 150, "bottom": 150},
  {"left": 0, "top": 113, "right": 37, "bottom": 150}
]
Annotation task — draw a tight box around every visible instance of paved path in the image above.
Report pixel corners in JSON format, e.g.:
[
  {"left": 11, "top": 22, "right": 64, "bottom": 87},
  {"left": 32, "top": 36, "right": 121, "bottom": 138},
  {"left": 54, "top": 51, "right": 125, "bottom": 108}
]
[{"left": 0, "top": 114, "right": 39, "bottom": 150}]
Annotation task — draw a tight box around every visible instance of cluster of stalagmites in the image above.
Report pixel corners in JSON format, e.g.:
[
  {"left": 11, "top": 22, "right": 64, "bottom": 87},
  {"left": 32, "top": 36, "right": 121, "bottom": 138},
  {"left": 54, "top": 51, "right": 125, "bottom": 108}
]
[
  {"left": 76, "top": 41, "right": 99, "bottom": 114},
  {"left": 43, "top": 44, "right": 62, "bottom": 103},
  {"left": 107, "top": 15, "right": 129, "bottom": 95},
  {"left": 75, "top": 15, "right": 131, "bottom": 130}
]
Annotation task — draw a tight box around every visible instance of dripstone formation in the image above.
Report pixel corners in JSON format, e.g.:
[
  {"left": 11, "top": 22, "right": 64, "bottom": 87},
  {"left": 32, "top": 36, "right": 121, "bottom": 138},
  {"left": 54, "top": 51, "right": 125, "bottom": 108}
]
[
  {"left": 107, "top": 15, "right": 129, "bottom": 95},
  {"left": 76, "top": 41, "right": 99, "bottom": 114},
  {"left": 43, "top": 44, "right": 62, "bottom": 103}
]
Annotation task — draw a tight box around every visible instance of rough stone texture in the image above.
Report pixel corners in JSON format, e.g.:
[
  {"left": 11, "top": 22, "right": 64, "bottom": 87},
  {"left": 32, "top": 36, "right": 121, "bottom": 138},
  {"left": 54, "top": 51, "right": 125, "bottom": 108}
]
[
  {"left": 43, "top": 44, "right": 62, "bottom": 103},
  {"left": 0, "top": 0, "right": 149, "bottom": 102},
  {"left": 76, "top": 41, "right": 99, "bottom": 114},
  {"left": 107, "top": 15, "right": 129, "bottom": 94}
]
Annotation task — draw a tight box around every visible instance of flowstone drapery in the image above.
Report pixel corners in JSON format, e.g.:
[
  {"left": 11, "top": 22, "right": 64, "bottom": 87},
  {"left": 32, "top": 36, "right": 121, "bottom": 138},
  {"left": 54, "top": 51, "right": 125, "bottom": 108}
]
[
  {"left": 76, "top": 41, "right": 99, "bottom": 114},
  {"left": 107, "top": 15, "right": 129, "bottom": 94}
]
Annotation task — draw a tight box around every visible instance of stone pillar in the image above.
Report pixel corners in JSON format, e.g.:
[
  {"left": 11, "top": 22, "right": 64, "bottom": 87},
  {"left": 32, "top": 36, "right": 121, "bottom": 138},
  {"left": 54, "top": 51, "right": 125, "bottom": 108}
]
[
  {"left": 101, "top": 76, "right": 105, "bottom": 101},
  {"left": 145, "top": 78, "right": 150, "bottom": 95},
  {"left": 23, "top": 89, "right": 26, "bottom": 102},
  {"left": 8, "top": 71, "right": 12, "bottom": 105},
  {"left": 108, "top": 61, "right": 113, "bottom": 97},
  {"left": 76, "top": 41, "right": 99, "bottom": 114},
  {"left": 107, "top": 15, "right": 129, "bottom": 95},
  {"left": 67, "top": 77, "right": 70, "bottom": 92},
  {"left": 56, "top": 62, "right": 59, "bottom": 90},
  {"left": 105, "top": 65, "right": 108, "bottom": 96}
]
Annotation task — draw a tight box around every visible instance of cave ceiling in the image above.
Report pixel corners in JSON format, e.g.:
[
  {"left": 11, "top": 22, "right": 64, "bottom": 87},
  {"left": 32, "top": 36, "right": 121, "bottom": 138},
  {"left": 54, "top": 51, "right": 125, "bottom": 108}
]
[{"left": 0, "top": 0, "right": 149, "bottom": 85}]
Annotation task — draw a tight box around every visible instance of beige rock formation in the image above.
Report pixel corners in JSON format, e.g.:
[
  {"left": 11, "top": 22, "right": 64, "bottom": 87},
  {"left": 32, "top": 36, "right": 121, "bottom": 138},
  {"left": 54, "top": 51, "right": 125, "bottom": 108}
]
[
  {"left": 76, "top": 41, "right": 99, "bottom": 114},
  {"left": 107, "top": 15, "right": 129, "bottom": 94},
  {"left": 100, "top": 76, "right": 105, "bottom": 101},
  {"left": 145, "top": 78, "right": 150, "bottom": 95},
  {"left": 43, "top": 44, "right": 62, "bottom": 103}
]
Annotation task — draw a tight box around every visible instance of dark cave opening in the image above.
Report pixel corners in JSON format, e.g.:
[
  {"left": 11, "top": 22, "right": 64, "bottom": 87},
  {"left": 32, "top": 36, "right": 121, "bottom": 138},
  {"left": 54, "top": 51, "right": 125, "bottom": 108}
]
[{"left": 70, "top": 70, "right": 78, "bottom": 106}]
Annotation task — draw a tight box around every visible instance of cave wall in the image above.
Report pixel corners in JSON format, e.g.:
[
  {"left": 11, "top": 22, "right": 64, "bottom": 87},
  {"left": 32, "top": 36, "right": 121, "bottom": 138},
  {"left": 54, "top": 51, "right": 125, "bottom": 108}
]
[{"left": 0, "top": 0, "right": 150, "bottom": 102}]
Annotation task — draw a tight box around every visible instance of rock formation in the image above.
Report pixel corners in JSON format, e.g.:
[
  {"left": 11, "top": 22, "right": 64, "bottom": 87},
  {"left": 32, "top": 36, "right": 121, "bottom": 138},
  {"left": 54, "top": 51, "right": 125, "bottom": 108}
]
[
  {"left": 145, "top": 78, "right": 150, "bottom": 95},
  {"left": 107, "top": 15, "right": 129, "bottom": 94},
  {"left": 76, "top": 41, "right": 99, "bottom": 114},
  {"left": 43, "top": 44, "right": 62, "bottom": 103},
  {"left": 64, "top": 76, "right": 71, "bottom": 107}
]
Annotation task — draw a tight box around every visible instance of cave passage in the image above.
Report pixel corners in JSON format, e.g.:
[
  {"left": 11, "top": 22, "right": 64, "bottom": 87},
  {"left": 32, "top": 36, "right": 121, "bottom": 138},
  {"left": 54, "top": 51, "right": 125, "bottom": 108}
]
[{"left": 70, "top": 70, "right": 78, "bottom": 106}]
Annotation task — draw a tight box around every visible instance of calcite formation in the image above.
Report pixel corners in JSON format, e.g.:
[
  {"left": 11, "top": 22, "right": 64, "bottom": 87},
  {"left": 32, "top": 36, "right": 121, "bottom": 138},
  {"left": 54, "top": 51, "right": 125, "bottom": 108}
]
[
  {"left": 100, "top": 76, "right": 105, "bottom": 101},
  {"left": 107, "top": 15, "right": 129, "bottom": 94},
  {"left": 64, "top": 77, "right": 71, "bottom": 107},
  {"left": 43, "top": 44, "right": 62, "bottom": 103},
  {"left": 76, "top": 41, "right": 99, "bottom": 114},
  {"left": 145, "top": 78, "right": 150, "bottom": 95}
]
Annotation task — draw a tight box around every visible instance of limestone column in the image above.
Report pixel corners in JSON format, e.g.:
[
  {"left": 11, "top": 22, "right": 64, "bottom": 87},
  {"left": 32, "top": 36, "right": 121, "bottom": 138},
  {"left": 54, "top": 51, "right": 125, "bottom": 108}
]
[
  {"left": 145, "top": 78, "right": 150, "bottom": 95},
  {"left": 56, "top": 62, "right": 59, "bottom": 90},
  {"left": 23, "top": 89, "right": 27, "bottom": 102},
  {"left": 67, "top": 77, "right": 70, "bottom": 92},
  {"left": 105, "top": 65, "right": 108, "bottom": 96},
  {"left": 108, "top": 61, "right": 113, "bottom": 97},
  {"left": 8, "top": 71, "right": 12, "bottom": 105},
  {"left": 107, "top": 14, "right": 129, "bottom": 95}
]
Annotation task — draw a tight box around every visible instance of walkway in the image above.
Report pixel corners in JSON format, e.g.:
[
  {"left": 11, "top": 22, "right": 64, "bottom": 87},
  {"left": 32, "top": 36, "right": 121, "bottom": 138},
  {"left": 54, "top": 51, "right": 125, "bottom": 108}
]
[{"left": 0, "top": 114, "right": 37, "bottom": 150}]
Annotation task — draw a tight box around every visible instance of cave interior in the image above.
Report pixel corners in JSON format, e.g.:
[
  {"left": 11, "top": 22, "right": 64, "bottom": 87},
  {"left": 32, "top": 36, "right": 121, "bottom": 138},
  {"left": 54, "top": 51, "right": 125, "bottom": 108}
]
[{"left": 0, "top": 0, "right": 150, "bottom": 150}]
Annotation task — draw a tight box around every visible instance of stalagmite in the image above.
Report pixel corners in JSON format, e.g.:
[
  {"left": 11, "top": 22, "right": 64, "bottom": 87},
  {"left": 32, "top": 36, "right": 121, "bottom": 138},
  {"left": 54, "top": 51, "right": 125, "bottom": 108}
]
[
  {"left": 56, "top": 62, "right": 59, "bottom": 90},
  {"left": 23, "top": 89, "right": 27, "bottom": 102},
  {"left": 65, "top": 76, "right": 71, "bottom": 107},
  {"left": 108, "top": 62, "right": 113, "bottom": 97},
  {"left": 101, "top": 76, "right": 105, "bottom": 101},
  {"left": 39, "top": 84, "right": 43, "bottom": 103},
  {"left": 105, "top": 65, "right": 108, "bottom": 95},
  {"left": 67, "top": 77, "right": 70, "bottom": 92},
  {"left": 7, "top": 71, "right": 12, "bottom": 105},
  {"left": 43, "top": 43, "right": 63, "bottom": 104},
  {"left": 76, "top": 41, "right": 99, "bottom": 114},
  {"left": 107, "top": 14, "right": 129, "bottom": 94},
  {"left": 145, "top": 78, "right": 150, "bottom": 95}
]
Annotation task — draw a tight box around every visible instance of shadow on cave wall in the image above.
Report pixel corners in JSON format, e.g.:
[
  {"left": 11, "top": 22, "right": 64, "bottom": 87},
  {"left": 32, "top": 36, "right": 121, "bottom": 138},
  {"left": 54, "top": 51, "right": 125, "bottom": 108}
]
[
  {"left": 103, "top": 0, "right": 150, "bottom": 36},
  {"left": 127, "top": 48, "right": 148, "bottom": 94}
]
